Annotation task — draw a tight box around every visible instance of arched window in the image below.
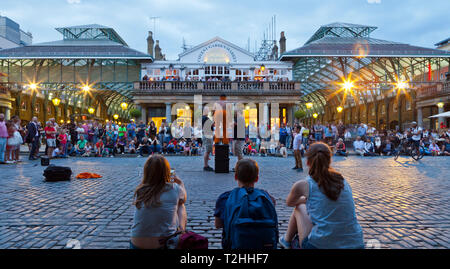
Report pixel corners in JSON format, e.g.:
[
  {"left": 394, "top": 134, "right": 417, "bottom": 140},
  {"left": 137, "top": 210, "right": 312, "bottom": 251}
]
[{"left": 203, "top": 47, "right": 231, "bottom": 64}]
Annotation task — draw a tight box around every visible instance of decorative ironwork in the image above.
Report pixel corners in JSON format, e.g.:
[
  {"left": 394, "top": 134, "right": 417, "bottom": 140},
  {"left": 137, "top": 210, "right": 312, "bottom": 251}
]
[{"left": 134, "top": 81, "right": 301, "bottom": 96}]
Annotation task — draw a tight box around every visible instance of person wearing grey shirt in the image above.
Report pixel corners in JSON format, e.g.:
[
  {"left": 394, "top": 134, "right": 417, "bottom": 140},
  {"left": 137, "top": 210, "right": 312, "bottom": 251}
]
[{"left": 131, "top": 155, "right": 187, "bottom": 249}]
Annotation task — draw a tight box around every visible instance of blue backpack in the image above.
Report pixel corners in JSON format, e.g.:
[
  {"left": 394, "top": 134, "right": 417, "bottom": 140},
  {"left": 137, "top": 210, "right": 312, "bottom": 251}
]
[{"left": 223, "top": 187, "right": 278, "bottom": 249}]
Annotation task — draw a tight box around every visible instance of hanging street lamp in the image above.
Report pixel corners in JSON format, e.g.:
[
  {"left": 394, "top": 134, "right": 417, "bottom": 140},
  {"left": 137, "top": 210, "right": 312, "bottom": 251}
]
[
  {"left": 120, "top": 102, "right": 128, "bottom": 110},
  {"left": 52, "top": 97, "right": 61, "bottom": 106}
]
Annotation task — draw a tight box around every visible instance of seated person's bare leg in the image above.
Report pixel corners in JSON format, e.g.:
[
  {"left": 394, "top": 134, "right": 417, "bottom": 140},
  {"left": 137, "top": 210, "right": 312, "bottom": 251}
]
[{"left": 285, "top": 204, "right": 313, "bottom": 244}]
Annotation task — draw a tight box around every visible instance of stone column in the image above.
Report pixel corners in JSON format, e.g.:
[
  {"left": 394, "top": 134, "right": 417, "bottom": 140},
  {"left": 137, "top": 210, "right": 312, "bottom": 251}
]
[
  {"left": 263, "top": 103, "right": 269, "bottom": 125},
  {"left": 141, "top": 106, "right": 147, "bottom": 123},
  {"left": 165, "top": 102, "right": 172, "bottom": 123},
  {"left": 288, "top": 105, "right": 294, "bottom": 126},
  {"left": 438, "top": 106, "right": 444, "bottom": 129},
  {"left": 417, "top": 107, "right": 423, "bottom": 127},
  {"left": 293, "top": 105, "right": 299, "bottom": 124},
  {"left": 4, "top": 108, "right": 10, "bottom": 120}
]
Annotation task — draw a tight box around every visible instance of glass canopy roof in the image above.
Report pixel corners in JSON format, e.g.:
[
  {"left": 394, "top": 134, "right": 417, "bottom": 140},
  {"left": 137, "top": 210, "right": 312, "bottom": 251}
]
[
  {"left": 0, "top": 24, "right": 153, "bottom": 119},
  {"left": 280, "top": 22, "right": 450, "bottom": 113}
]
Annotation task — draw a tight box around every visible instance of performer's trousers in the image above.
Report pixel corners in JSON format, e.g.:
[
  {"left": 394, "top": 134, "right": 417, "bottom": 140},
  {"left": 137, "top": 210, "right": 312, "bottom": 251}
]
[{"left": 294, "top": 149, "right": 303, "bottom": 169}]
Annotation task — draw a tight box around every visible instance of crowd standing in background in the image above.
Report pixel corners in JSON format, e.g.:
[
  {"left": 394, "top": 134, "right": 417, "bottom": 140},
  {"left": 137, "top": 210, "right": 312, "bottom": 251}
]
[
  {"left": 0, "top": 113, "right": 449, "bottom": 165},
  {"left": 141, "top": 74, "right": 290, "bottom": 82}
]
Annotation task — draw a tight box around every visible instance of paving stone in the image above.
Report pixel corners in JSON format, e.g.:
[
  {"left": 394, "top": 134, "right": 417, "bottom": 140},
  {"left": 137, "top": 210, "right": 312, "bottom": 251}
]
[{"left": 0, "top": 155, "right": 449, "bottom": 249}]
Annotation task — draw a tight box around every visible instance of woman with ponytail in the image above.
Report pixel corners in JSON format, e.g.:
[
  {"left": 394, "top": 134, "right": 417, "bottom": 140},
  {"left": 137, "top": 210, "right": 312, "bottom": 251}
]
[{"left": 279, "top": 142, "right": 364, "bottom": 249}]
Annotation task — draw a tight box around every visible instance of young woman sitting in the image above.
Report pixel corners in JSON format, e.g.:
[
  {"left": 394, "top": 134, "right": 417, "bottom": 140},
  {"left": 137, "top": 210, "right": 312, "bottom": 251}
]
[
  {"left": 130, "top": 155, "right": 187, "bottom": 249},
  {"left": 279, "top": 142, "right": 364, "bottom": 249}
]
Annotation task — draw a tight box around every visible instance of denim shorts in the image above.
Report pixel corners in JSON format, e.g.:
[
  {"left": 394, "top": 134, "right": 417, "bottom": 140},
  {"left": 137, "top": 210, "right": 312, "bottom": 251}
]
[{"left": 292, "top": 234, "right": 317, "bottom": 249}]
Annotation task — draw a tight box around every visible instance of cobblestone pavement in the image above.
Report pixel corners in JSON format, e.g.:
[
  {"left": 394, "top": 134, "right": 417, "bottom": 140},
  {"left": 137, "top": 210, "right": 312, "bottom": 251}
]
[{"left": 0, "top": 155, "right": 449, "bottom": 249}]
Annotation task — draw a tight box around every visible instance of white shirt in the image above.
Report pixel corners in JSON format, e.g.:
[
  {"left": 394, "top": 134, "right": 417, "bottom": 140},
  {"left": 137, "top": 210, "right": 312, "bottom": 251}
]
[
  {"left": 293, "top": 133, "right": 303, "bottom": 150},
  {"left": 286, "top": 126, "right": 292, "bottom": 135},
  {"left": 429, "top": 144, "right": 440, "bottom": 151},
  {"left": 364, "top": 142, "right": 374, "bottom": 152},
  {"left": 52, "top": 148, "right": 60, "bottom": 157},
  {"left": 353, "top": 140, "right": 365, "bottom": 151},
  {"left": 411, "top": 127, "right": 422, "bottom": 141},
  {"left": 76, "top": 127, "right": 85, "bottom": 139}
]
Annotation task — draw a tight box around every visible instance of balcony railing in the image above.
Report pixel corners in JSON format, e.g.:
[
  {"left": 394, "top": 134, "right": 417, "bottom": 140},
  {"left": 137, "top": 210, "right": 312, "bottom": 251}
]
[
  {"left": 134, "top": 81, "right": 301, "bottom": 96},
  {"left": 416, "top": 81, "right": 450, "bottom": 99}
]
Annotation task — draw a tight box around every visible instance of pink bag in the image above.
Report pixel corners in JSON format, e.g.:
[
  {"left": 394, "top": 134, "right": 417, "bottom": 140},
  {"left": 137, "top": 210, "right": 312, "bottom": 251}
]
[{"left": 177, "top": 231, "right": 208, "bottom": 249}]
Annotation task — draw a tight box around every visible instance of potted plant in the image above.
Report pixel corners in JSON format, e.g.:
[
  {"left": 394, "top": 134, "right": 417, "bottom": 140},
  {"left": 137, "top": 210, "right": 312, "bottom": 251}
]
[
  {"left": 129, "top": 108, "right": 142, "bottom": 120},
  {"left": 294, "top": 110, "right": 307, "bottom": 119}
]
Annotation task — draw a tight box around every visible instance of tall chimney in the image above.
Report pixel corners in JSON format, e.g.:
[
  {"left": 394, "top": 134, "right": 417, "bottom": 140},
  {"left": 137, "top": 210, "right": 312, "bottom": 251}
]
[
  {"left": 154, "top": 40, "right": 162, "bottom": 60},
  {"left": 271, "top": 42, "right": 278, "bottom": 60},
  {"left": 147, "top": 31, "right": 154, "bottom": 57},
  {"left": 279, "top": 31, "right": 286, "bottom": 55}
]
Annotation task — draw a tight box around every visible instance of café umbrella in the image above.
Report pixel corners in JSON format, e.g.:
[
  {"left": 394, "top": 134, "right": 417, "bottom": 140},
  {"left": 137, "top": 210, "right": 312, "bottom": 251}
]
[{"left": 429, "top": 111, "right": 450, "bottom": 118}]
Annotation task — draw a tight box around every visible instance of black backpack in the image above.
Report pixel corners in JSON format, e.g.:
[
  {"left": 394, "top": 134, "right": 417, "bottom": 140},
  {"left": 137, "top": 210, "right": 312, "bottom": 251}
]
[{"left": 43, "top": 165, "right": 72, "bottom": 182}]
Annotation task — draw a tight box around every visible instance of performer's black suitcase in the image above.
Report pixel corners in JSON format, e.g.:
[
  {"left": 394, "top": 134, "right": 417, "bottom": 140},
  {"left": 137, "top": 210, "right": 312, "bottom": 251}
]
[
  {"left": 43, "top": 165, "right": 72, "bottom": 182},
  {"left": 215, "top": 144, "right": 229, "bottom": 173}
]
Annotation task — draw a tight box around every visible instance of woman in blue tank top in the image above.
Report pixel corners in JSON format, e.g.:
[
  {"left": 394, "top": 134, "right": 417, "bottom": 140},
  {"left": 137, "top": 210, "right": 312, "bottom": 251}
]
[{"left": 279, "top": 142, "right": 364, "bottom": 249}]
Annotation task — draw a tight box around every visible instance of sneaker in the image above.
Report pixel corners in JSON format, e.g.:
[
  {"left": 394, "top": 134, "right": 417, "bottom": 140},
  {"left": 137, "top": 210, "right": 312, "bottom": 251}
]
[
  {"left": 5, "top": 160, "right": 15, "bottom": 164},
  {"left": 137, "top": 155, "right": 143, "bottom": 158},
  {"left": 203, "top": 166, "right": 214, "bottom": 171},
  {"left": 110, "top": 155, "right": 114, "bottom": 158},
  {"left": 297, "top": 168, "right": 304, "bottom": 172},
  {"left": 292, "top": 167, "right": 299, "bottom": 170},
  {"left": 279, "top": 236, "right": 291, "bottom": 249}
]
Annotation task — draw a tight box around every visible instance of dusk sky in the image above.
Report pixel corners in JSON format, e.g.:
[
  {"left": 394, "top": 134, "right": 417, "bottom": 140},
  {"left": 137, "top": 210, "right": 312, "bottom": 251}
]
[{"left": 2, "top": 0, "right": 449, "bottom": 59}]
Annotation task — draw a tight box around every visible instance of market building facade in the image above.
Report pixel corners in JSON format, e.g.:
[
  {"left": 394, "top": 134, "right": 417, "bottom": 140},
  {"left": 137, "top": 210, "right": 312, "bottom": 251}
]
[{"left": 134, "top": 35, "right": 300, "bottom": 129}]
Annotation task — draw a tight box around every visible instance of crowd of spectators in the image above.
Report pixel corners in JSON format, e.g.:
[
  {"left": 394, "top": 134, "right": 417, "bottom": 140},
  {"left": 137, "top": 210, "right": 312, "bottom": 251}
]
[
  {"left": 249, "top": 121, "right": 450, "bottom": 158},
  {"left": 20, "top": 118, "right": 206, "bottom": 161},
  {"left": 225, "top": 121, "right": 450, "bottom": 158},
  {"left": 1, "top": 113, "right": 449, "bottom": 164}
]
